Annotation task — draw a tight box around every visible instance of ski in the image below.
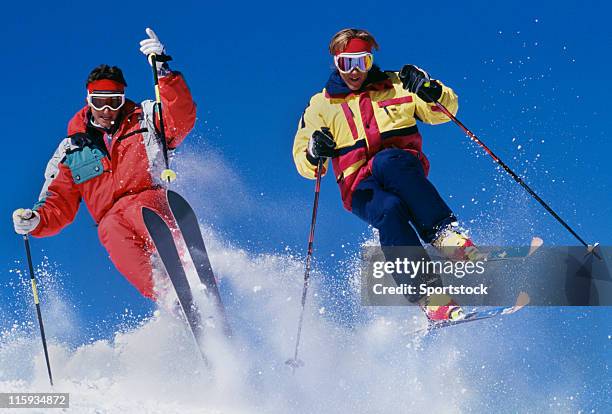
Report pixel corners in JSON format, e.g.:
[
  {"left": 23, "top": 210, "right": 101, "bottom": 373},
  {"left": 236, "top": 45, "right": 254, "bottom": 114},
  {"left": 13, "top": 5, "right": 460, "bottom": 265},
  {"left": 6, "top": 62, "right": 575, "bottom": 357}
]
[
  {"left": 427, "top": 236, "right": 544, "bottom": 263},
  {"left": 412, "top": 292, "right": 530, "bottom": 336},
  {"left": 485, "top": 236, "right": 544, "bottom": 262},
  {"left": 142, "top": 207, "right": 207, "bottom": 361},
  {"left": 166, "top": 190, "right": 231, "bottom": 337}
]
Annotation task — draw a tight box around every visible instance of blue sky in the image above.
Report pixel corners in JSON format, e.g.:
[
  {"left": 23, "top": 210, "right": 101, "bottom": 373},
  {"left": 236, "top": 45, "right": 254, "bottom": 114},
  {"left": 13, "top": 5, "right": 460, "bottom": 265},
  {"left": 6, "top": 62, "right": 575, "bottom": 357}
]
[{"left": 1, "top": 0, "right": 611, "bottom": 406}]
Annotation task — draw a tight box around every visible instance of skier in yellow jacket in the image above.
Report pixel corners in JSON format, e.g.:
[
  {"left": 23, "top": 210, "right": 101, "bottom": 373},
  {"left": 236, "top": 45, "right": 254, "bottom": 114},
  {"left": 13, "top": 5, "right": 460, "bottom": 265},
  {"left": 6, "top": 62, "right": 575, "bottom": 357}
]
[{"left": 293, "top": 28, "right": 478, "bottom": 321}]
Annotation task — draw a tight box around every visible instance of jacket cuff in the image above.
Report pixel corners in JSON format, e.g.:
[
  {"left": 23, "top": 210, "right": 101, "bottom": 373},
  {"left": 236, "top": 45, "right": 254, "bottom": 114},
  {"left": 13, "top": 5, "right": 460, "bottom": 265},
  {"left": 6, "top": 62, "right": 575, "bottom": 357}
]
[{"left": 157, "top": 62, "right": 172, "bottom": 78}]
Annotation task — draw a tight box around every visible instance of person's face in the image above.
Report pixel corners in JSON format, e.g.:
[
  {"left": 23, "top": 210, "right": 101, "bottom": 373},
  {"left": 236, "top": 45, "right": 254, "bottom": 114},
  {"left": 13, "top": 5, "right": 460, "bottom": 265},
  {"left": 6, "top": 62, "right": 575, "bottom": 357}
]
[
  {"left": 90, "top": 106, "right": 120, "bottom": 129},
  {"left": 87, "top": 93, "right": 124, "bottom": 129},
  {"left": 339, "top": 67, "right": 368, "bottom": 91},
  {"left": 334, "top": 51, "right": 373, "bottom": 91}
]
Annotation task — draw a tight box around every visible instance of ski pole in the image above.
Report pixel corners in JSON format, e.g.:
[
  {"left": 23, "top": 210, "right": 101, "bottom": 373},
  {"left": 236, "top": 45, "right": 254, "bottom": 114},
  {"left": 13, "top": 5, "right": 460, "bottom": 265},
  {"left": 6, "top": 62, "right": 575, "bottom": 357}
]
[
  {"left": 421, "top": 88, "right": 599, "bottom": 255},
  {"left": 286, "top": 157, "right": 325, "bottom": 373},
  {"left": 22, "top": 234, "right": 54, "bottom": 386},
  {"left": 149, "top": 53, "right": 176, "bottom": 183}
]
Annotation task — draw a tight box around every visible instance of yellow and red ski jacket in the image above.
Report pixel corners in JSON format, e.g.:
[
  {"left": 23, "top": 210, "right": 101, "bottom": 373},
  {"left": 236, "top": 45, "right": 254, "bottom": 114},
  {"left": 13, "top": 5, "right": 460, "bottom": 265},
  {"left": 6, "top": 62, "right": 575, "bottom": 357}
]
[{"left": 293, "top": 67, "right": 458, "bottom": 211}]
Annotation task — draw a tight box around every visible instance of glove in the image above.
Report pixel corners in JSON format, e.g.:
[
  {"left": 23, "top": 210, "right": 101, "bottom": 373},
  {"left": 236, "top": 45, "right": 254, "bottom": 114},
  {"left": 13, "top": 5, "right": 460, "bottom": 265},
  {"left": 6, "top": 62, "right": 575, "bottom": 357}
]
[
  {"left": 12, "top": 208, "right": 40, "bottom": 235},
  {"left": 399, "top": 64, "right": 443, "bottom": 103},
  {"left": 307, "top": 128, "right": 336, "bottom": 164},
  {"left": 69, "top": 132, "right": 93, "bottom": 148},
  {"left": 139, "top": 28, "right": 170, "bottom": 74}
]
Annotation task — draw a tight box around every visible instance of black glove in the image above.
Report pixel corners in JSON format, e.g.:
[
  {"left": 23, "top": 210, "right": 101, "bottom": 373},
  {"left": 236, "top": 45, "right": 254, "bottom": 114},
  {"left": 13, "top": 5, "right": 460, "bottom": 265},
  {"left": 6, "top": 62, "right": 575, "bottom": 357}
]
[
  {"left": 399, "top": 64, "right": 443, "bottom": 103},
  {"left": 69, "top": 132, "right": 93, "bottom": 148},
  {"left": 307, "top": 127, "right": 336, "bottom": 165}
]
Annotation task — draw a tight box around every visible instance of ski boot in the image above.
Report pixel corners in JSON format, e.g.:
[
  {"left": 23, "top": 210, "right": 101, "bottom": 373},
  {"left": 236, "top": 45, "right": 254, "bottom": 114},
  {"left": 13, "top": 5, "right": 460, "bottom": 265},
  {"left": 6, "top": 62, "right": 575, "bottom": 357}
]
[
  {"left": 419, "top": 293, "right": 465, "bottom": 321},
  {"left": 432, "top": 222, "right": 484, "bottom": 261}
]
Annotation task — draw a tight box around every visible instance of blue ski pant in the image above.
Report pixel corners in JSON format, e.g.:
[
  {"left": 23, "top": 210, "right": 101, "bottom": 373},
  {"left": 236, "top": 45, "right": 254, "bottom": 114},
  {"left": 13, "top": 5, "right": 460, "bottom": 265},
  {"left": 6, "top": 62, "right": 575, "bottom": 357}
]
[
  {"left": 351, "top": 148, "right": 455, "bottom": 302},
  {"left": 351, "top": 148, "right": 456, "bottom": 246}
]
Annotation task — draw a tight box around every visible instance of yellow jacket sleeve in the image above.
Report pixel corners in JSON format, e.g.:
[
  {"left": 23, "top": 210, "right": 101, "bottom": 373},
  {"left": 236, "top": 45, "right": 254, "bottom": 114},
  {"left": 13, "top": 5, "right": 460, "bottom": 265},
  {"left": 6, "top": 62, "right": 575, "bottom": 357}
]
[
  {"left": 293, "top": 94, "right": 330, "bottom": 179},
  {"left": 414, "top": 80, "right": 459, "bottom": 125}
]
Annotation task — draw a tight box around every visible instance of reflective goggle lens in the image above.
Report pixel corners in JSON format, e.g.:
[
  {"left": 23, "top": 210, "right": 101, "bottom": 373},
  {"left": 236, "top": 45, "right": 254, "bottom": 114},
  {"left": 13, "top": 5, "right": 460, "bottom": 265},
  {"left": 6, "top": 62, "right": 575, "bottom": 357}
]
[
  {"left": 88, "top": 94, "right": 125, "bottom": 111},
  {"left": 335, "top": 53, "right": 373, "bottom": 73}
]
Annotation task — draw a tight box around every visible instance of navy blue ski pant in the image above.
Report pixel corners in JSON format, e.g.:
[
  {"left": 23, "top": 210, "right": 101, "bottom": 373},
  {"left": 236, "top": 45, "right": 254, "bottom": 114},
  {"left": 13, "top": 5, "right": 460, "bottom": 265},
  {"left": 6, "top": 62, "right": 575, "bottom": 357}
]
[
  {"left": 351, "top": 149, "right": 455, "bottom": 302},
  {"left": 351, "top": 148, "right": 456, "bottom": 247}
]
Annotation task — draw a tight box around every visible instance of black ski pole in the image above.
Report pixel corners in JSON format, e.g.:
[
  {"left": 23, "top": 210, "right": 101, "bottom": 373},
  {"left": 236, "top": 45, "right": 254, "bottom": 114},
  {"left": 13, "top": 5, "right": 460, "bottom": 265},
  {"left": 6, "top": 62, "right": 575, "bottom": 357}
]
[
  {"left": 149, "top": 53, "right": 176, "bottom": 183},
  {"left": 421, "top": 88, "right": 599, "bottom": 256},
  {"left": 22, "top": 234, "right": 54, "bottom": 386},
  {"left": 286, "top": 157, "right": 325, "bottom": 374}
]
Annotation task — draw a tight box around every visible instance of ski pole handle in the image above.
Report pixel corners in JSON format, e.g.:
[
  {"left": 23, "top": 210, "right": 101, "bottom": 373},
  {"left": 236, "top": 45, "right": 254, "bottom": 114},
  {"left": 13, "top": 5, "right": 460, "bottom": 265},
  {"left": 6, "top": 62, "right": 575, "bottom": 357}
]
[
  {"left": 148, "top": 53, "right": 172, "bottom": 66},
  {"left": 21, "top": 209, "right": 34, "bottom": 220}
]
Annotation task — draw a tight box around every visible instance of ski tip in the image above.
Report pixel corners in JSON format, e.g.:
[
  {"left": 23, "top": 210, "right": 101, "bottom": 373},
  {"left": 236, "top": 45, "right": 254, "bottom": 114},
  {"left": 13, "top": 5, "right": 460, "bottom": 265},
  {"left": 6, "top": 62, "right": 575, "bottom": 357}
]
[
  {"left": 528, "top": 237, "right": 544, "bottom": 256},
  {"left": 516, "top": 292, "right": 530, "bottom": 308}
]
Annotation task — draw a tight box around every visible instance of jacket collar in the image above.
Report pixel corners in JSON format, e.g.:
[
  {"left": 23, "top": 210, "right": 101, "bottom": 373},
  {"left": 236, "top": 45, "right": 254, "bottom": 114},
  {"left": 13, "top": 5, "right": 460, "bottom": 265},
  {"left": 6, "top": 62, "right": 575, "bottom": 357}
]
[{"left": 324, "top": 65, "right": 392, "bottom": 98}]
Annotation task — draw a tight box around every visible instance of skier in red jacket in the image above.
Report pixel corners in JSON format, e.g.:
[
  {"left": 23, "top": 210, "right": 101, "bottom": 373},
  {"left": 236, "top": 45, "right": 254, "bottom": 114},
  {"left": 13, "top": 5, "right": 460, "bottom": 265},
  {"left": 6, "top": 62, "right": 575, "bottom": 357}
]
[{"left": 12, "top": 28, "right": 196, "bottom": 300}]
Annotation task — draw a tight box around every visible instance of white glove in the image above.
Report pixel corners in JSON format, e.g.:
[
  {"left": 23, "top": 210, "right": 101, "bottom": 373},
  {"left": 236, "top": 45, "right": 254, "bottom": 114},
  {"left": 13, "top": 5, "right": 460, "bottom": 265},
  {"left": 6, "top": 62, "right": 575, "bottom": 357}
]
[
  {"left": 13, "top": 208, "right": 40, "bottom": 235},
  {"left": 139, "top": 28, "right": 168, "bottom": 72},
  {"left": 140, "top": 27, "right": 165, "bottom": 56}
]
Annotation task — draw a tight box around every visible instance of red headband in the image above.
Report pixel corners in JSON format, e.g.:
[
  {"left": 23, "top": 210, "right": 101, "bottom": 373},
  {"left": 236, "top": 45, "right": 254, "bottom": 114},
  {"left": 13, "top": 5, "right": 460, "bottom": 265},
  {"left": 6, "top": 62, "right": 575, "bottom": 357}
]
[
  {"left": 336, "top": 38, "right": 372, "bottom": 55},
  {"left": 87, "top": 79, "right": 125, "bottom": 93}
]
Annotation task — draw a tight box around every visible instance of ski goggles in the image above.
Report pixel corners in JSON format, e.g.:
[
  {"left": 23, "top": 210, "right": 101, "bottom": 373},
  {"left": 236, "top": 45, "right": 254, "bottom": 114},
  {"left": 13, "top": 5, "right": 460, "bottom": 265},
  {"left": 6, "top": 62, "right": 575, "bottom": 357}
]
[
  {"left": 334, "top": 52, "right": 374, "bottom": 74},
  {"left": 87, "top": 93, "right": 125, "bottom": 111}
]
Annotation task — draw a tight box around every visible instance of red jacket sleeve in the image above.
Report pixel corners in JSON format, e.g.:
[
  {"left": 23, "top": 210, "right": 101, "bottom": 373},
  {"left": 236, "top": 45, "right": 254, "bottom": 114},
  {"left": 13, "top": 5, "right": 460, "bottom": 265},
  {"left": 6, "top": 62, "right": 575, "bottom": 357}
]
[
  {"left": 31, "top": 160, "right": 81, "bottom": 238},
  {"left": 156, "top": 72, "right": 197, "bottom": 149}
]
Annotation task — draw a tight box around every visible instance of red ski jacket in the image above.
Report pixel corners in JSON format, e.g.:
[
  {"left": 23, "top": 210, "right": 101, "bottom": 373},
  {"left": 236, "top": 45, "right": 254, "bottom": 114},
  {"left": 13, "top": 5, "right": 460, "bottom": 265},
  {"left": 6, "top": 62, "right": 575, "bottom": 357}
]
[{"left": 31, "top": 72, "right": 196, "bottom": 237}]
